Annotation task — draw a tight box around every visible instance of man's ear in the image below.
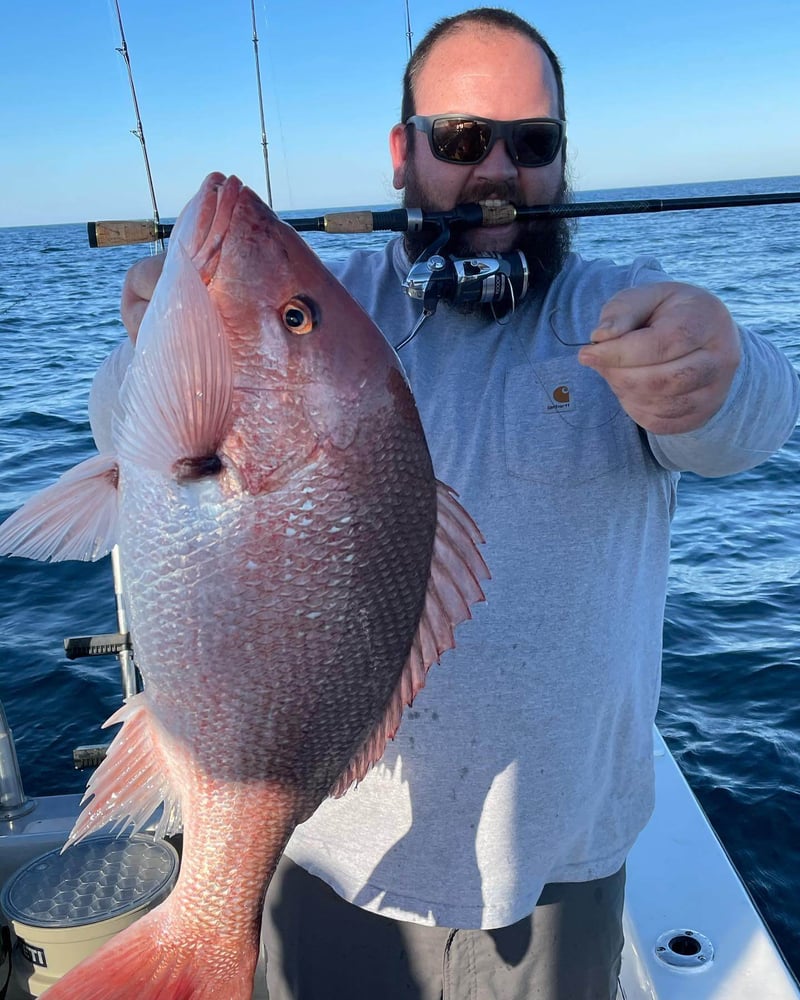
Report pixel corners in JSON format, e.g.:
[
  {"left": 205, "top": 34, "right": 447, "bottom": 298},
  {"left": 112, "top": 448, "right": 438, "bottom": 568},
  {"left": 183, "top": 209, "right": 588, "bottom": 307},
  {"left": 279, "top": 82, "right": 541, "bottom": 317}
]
[{"left": 389, "top": 123, "right": 409, "bottom": 190}]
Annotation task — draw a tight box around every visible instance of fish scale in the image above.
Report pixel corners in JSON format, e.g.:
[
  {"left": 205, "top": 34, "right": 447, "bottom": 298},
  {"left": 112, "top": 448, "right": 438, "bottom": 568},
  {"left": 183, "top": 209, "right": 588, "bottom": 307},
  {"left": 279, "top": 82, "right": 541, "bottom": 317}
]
[{"left": 0, "top": 171, "right": 489, "bottom": 998}]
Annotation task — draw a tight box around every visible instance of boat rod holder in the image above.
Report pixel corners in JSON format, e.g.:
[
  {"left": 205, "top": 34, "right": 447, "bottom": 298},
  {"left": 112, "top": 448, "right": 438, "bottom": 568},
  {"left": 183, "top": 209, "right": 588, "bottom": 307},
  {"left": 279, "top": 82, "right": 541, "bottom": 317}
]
[
  {"left": 86, "top": 190, "right": 800, "bottom": 249},
  {"left": 0, "top": 702, "right": 34, "bottom": 820}
]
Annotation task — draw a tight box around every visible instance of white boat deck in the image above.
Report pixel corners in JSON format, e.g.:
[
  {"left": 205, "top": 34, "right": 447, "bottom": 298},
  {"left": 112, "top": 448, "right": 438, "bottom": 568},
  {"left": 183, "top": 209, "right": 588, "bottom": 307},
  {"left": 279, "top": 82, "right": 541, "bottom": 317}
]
[{"left": 619, "top": 730, "right": 799, "bottom": 999}]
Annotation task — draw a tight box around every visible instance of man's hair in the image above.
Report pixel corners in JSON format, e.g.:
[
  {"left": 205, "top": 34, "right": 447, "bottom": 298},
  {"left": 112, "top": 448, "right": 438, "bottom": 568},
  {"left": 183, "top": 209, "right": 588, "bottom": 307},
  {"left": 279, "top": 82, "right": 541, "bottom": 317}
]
[{"left": 400, "top": 8, "right": 566, "bottom": 123}]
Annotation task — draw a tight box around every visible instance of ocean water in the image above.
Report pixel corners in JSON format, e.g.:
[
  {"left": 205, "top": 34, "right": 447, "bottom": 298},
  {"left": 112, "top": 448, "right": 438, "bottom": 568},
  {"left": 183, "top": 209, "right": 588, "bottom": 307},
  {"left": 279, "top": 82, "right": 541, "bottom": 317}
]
[{"left": 1, "top": 176, "right": 799, "bottom": 973}]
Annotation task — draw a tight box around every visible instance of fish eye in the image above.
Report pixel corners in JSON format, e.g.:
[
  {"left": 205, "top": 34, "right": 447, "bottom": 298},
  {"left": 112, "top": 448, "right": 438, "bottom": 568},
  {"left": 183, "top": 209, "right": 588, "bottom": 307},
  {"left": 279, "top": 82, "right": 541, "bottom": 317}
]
[{"left": 281, "top": 295, "right": 318, "bottom": 335}]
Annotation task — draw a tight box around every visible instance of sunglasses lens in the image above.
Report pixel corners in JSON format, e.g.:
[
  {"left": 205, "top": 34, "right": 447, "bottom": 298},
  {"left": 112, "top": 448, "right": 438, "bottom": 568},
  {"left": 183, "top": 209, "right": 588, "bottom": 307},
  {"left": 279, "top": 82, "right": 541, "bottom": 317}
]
[
  {"left": 430, "top": 118, "right": 492, "bottom": 163},
  {"left": 422, "top": 117, "right": 563, "bottom": 166},
  {"left": 513, "top": 122, "right": 562, "bottom": 166}
]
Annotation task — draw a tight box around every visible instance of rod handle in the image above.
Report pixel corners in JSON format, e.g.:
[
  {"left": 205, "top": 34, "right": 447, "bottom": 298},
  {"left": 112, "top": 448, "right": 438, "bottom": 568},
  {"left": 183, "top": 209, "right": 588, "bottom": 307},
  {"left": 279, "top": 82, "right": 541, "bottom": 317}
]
[
  {"left": 87, "top": 220, "right": 173, "bottom": 248},
  {"left": 479, "top": 204, "right": 517, "bottom": 226},
  {"left": 321, "top": 210, "right": 376, "bottom": 234},
  {"left": 291, "top": 209, "right": 412, "bottom": 234}
]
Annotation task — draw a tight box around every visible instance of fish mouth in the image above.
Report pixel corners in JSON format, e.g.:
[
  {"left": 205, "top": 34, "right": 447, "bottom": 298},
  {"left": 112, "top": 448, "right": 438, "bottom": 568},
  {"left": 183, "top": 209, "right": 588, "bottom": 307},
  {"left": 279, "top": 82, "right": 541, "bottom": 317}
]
[
  {"left": 169, "top": 172, "right": 251, "bottom": 281},
  {"left": 182, "top": 173, "right": 245, "bottom": 280}
]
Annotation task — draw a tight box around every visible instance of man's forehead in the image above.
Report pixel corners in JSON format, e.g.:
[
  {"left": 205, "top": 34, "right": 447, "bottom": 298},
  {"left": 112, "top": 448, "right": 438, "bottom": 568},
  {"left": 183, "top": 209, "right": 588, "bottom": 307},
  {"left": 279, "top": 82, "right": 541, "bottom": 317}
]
[{"left": 414, "top": 26, "right": 559, "bottom": 117}]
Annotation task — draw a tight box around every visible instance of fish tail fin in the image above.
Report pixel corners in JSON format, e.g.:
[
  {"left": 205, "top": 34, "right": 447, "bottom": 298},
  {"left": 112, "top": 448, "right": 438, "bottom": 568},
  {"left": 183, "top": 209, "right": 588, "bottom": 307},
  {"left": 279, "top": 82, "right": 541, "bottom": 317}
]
[{"left": 40, "top": 902, "right": 259, "bottom": 1000}]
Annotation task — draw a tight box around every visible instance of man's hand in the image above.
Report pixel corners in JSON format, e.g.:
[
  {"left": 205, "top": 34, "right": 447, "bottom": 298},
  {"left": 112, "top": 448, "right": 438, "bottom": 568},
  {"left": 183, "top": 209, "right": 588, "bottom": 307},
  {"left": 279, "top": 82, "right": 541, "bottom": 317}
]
[
  {"left": 120, "top": 253, "right": 166, "bottom": 342},
  {"left": 578, "top": 282, "right": 741, "bottom": 435}
]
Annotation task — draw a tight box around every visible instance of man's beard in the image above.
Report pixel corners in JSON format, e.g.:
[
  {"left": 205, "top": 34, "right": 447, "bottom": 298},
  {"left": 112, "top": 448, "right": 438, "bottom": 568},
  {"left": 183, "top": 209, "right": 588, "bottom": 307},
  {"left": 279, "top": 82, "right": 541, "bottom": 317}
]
[{"left": 401, "top": 161, "right": 573, "bottom": 305}]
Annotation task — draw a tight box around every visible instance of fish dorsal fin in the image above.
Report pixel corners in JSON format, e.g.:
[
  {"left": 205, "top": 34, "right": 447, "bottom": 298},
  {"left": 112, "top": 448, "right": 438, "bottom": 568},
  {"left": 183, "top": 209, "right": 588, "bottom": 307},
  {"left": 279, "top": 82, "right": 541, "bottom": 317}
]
[
  {"left": 0, "top": 453, "right": 119, "bottom": 562},
  {"left": 331, "top": 481, "right": 489, "bottom": 796},
  {"left": 114, "top": 243, "right": 233, "bottom": 476}
]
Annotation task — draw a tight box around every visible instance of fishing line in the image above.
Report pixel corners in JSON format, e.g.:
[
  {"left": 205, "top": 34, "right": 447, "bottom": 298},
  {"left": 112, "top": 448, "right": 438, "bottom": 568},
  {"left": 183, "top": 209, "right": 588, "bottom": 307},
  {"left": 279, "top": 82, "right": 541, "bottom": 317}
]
[
  {"left": 502, "top": 316, "right": 787, "bottom": 460},
  {"left": 505, "top": 297, "right": 623, "bottom": 435},
  {"left": 490, "top": 275, "right": 516, "bottom": 326},
  {"left": 508, "top": 297, "right": 790, "bottom": 455},
  {"left": 394, "top": 245, "right": 793, "bottom": 454}
]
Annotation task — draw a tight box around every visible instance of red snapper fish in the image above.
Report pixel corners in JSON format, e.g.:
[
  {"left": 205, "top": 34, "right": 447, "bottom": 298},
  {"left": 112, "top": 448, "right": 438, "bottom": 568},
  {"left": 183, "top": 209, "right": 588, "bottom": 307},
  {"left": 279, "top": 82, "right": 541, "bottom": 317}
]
[{"left": 0, "top": 173, "right": 488, "bottom": 998}]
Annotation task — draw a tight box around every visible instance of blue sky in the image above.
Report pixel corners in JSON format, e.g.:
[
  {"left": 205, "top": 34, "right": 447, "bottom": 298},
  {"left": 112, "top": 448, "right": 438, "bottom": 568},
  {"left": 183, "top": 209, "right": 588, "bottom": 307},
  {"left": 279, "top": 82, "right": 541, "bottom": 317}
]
[{"left": 1, "top": 0, "right": 798, "bottom": 226}]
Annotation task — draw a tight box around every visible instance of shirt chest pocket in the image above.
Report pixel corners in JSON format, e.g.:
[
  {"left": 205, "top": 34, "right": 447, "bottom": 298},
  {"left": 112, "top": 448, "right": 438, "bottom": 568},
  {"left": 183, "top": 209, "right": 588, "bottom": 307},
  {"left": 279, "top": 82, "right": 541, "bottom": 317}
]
[{"left": 503, "top": 360, "right": 634, "bottom": 485}]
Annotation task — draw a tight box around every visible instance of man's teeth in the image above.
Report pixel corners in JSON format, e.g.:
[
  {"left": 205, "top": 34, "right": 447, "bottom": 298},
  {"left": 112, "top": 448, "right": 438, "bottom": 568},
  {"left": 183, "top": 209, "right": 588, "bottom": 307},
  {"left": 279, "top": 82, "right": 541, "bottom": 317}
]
[{"left": 478, "top": 199, "right": 509, "bottom": 207}]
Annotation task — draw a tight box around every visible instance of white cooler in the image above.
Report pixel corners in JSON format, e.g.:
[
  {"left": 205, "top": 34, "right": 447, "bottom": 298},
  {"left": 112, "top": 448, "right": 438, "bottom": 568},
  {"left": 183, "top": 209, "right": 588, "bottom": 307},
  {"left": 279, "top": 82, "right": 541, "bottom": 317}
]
[{"left": 0, "top": 835, "right": 179, "bottom": 997}]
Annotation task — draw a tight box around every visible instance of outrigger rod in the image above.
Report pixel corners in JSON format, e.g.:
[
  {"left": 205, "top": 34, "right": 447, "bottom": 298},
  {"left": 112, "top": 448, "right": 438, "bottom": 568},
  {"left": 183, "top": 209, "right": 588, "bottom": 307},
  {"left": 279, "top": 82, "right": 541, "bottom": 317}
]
[{"left": 88, "top": 189, "right": 800, "bottom": 248}]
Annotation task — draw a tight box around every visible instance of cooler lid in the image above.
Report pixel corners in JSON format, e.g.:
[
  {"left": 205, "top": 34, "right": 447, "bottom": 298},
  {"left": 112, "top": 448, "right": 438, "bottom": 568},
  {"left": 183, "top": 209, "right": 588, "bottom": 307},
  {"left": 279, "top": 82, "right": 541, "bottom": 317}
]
[{"left": 0, "top": 835, "right": 179, "bottom": 928}]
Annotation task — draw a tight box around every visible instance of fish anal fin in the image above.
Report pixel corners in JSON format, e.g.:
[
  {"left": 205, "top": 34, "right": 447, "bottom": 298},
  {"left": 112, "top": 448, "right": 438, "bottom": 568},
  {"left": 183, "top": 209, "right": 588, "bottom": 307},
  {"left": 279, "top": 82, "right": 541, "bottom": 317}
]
[
  {"left": 332, "top": 480, "right": 489, "bottom": 796},
  {"left": 66, "top": 693, "right": 182, "bottom": 849},
  {"left": 0, "top": 453, "right": 119, "bottom": 562}
]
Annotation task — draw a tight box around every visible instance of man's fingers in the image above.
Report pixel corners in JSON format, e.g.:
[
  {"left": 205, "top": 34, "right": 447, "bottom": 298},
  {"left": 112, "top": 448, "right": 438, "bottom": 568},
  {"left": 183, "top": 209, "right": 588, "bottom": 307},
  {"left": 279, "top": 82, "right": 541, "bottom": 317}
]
[
  {"left": 121, "top": 253, "right": 166, "bottom": 342},
  {"left": 589, "top": 282, "right": 676, "bottom": 343},
  {"left": 579, "top": 317, "right": 703, "bottom": 370},
  {"left": 578, "top": 280, "right": 741, "bottom": 434},
  {"left": 594, "top": 351, "right": 720, "bottom": 404}
]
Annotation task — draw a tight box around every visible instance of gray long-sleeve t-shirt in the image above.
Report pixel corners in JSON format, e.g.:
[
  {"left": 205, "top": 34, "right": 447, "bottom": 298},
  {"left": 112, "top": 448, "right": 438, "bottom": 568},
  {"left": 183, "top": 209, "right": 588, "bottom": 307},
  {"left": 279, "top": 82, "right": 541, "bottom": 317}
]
[{"left": 284, "top": 239, "right": 800, "bottom": 930}]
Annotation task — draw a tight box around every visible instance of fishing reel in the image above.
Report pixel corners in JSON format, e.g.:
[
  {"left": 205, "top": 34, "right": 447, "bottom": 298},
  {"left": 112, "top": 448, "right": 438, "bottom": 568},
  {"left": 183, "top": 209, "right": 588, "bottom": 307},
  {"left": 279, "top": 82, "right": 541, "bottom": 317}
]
[
  {"left": 397, "top": 222, "right": 530, "bottom": 349},
  {"left": 404, "top": 249, "right": 529, "bottom": 313}
]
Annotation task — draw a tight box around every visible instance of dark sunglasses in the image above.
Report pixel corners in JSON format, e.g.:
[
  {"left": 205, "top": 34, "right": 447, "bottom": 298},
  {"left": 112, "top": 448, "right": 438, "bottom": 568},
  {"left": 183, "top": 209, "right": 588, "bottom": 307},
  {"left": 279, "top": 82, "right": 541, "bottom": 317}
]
[{"left": 406, "top": 114, "right": 565, "bottom": 168}]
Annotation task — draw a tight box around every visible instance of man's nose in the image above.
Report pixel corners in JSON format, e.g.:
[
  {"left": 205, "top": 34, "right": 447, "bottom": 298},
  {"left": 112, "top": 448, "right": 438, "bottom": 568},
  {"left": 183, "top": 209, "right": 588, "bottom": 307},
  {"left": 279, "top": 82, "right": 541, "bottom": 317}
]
[{"left": 475, "top": 140, "right": 518, "bottom": 182}]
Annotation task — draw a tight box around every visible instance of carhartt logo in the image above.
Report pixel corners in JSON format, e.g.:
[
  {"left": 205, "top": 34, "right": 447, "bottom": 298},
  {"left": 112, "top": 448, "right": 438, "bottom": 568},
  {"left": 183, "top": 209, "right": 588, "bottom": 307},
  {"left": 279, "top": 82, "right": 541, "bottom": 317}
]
[{"left": 546, "top": 384, "right": 572, "bottom": 412}]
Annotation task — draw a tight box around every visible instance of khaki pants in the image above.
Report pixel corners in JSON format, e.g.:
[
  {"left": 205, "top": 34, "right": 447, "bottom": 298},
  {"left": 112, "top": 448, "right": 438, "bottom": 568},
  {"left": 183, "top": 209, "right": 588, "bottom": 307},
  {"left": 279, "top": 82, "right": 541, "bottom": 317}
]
[{"left": 262, "top": 856, "right": 625, "bottom": 1000}]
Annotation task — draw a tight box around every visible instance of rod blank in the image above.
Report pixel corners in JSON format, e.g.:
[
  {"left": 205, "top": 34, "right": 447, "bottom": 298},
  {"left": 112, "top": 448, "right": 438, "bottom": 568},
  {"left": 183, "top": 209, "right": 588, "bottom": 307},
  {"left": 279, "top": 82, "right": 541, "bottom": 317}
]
[{"left": 516, "top": 191, "right": 800, "bottom": 221}]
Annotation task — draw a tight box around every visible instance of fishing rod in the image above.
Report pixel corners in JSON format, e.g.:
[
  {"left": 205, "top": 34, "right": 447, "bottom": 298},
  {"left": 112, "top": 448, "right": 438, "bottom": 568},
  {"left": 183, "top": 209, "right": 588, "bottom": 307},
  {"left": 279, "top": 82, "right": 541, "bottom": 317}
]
[
  {"left": 250, "top": 0, "right": 273, "bottom": 206},
  {"left": 404, "top": 0, "right": 414, "bottom": 59},
  {"left": 88, "top": 189, "right": 800, "bottom": 248},
  {"left": 112, "top": 0, "right": 163, "bottom": 256}
]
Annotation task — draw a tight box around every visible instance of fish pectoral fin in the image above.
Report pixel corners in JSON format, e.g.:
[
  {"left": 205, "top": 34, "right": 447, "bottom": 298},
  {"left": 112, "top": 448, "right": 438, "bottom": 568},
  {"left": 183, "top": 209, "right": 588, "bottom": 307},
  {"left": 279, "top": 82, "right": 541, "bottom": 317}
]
[
  {"left": 332, "top": 480, "right": 490, "bottom": 795},
  {"left": 114, "top": 242, "right": 233, "bottom": 477},
  {"left": 0, "top": 453, "right": 119, "bottom": 562},
  {"left": 66, "top": 693, "right": 182, "bottom": 848}
]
